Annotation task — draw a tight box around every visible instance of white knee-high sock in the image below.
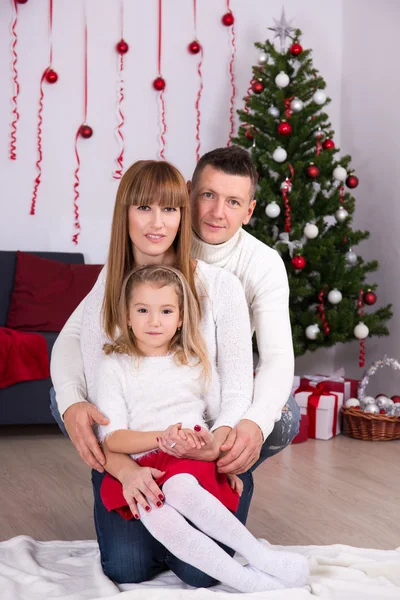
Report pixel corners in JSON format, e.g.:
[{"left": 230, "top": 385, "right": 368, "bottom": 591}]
[
  {"left": 138, "top": 501, "right": 285, "bottom": 593},
  {"left": 162, "top": 474, "right": 309, "bottom": 588}
]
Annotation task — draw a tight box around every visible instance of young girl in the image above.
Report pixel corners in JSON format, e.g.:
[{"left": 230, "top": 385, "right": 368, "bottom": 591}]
[{"left": 94, "top": 265, "right": 309, "bottom": 594}]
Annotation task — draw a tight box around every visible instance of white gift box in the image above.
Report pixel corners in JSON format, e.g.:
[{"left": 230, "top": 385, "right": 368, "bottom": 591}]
[{"left": 295, "top": 389, "right": 344, "bottom": 440}]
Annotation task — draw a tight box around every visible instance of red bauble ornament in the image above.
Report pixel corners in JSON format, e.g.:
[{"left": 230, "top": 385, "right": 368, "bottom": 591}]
[
  {"left": 245, "top": 128, "right": 255, "bottom": 141},
  {"left": 221, "top": 12, "right": 234, "bottom": 26},
  {"left": 251, "top": 80, "right": 264, "bottom": 94},
  {"left": 346, "top": 175, "right": 359, "bottom": 189},
  {"left": 80, "top": 124, "right": 93, "bottom": 139},
  {"left": 16, "top": 0, "right": 28, "bottom": 3},
  {"left": 188, "top": 40, "right": 201, "bottom": 54},
  {"left": 116, "top": 39, "right": 129, "bottom": 54},
  {"left": 153, "top": 77, "right": 166, "bottom": 91},
  {"left": 278, "top": 121, "right": 292, "bottom": 136},
  {"left": 391, "top": 396, "right": 400, "bottom": 403},
  {"left": 363, "top": 290, "right": 377, "bottom": 306},
  {"left": 45, "top": 69, "right": 58, "bottom": 84},
  {"left": 322, "top": 139, "right": 335, "bottom": 150},
  {"left": 289, "top": 43, "right": 303, "bottom": 57},
  {"left": 292, "top": 256, "right": 306, "bottom": 270},
  {"left": 353, "top": 406, "right": 361, "bottom": 410},
  {"left": 307, "top": 164, "right": 320, "bottom": 179},
  {"left": 380, "top": 409, "right": 386, "bottom": 414}
]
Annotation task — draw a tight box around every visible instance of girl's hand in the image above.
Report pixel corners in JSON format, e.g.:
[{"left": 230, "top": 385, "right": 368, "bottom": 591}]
[
  {"left": 158, "top": 424, "right": 217, "bottom": 460},
  {"left": 226, "top": 473, "right": 243, "bottom": 496},
  {"left": 119, "top": 465, "right": 166, "bottom": 520}
]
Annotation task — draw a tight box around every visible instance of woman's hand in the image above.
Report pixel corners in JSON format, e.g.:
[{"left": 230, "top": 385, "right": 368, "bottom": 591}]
[
  {"left": 226, "top": 473, "right": 243, "bottom": 496},
  {"left": 158, "top": 424, "right": 219, "bottom": 461},
  {"left": 119, "top": 464, "right": 166, "bottom": 520}
]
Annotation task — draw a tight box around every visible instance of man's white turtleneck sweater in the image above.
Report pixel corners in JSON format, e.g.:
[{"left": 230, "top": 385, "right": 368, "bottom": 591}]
[{"left": 191, "top": 227, "right": 294, "bottom": 440}]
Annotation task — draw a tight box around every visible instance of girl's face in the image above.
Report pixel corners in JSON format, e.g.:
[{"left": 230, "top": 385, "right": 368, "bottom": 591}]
[
  {"left": 128, "top": 203, "right": 181, "bottom": 266},
  {"left": 128, "top": 282, "right": 182, "bottom": 356}
]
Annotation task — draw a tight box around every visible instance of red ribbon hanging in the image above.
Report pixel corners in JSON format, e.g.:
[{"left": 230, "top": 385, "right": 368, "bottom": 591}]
[
  {"left": 282, "top": 163, "right": 294, "bottom": 233},
  {"left": 318, "top": 290, "right": 330, "bottom": 335},
  {"left": 357, "top": 289, "right": 366, "bottom": 368},
  {"left": 157, "top": 0, "right": 166, "bottom": 159},
  {"left": 338, "top": 185, "right": 345, "bottom": 204},
  {"left": 284, "top": 96, "right": 294, "bottom": 119},
  {"left": 192, "top": 0, "right": 203, "bottom": 162},
  {"left": 113, "top": 0, "right": 126, "bottom": 180},
  {"left": 10, "top": 0, "right": 22, "bottom": 161},
  {"left": 315, "top": 130, "right": 323, "bottom": 156},
  {"left": 30, "top": 0, "right": 55, "bottom": 215},
  {"left": 226, "top": 0, "right": 236, "bottom": 146},
  {"left": 295, "top": 382, "right": 339, "bottom": 438}
]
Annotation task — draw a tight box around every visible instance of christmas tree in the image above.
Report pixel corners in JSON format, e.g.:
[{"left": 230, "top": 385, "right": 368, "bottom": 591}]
[{"left": 234, "top": 12, "right": 392, "bottom": 362}]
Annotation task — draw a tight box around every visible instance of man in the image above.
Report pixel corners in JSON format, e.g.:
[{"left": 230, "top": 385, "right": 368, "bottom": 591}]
[{"left": 51, "top": 146, "right": 298, "bottom": 528}]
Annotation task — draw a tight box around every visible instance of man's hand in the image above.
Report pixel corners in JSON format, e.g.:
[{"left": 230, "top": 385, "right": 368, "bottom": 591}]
[
  {"left": 158, "top": 424, "right": 219, "bottom": 461},
  {"left": 217, "top": 420, "right": 263, "bottom": 475},
  {"left": 63, "top": 402, "right": 109, "bottom": 472}
]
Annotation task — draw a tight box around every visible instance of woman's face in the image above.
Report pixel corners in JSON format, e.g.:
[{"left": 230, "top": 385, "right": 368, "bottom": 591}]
[{"left": 128, "top": 203, "right": 181, "bottom": 265}]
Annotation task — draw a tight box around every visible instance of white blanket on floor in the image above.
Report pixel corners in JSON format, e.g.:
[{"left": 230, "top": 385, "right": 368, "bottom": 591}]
[{"left": 0, "top": 536, "right": 399, "bottom": 600}]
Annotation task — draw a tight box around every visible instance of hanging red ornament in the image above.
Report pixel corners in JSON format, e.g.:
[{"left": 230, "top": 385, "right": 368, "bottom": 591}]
[
  {"left": 116, "top": 39, "right": 129, "bottom": 54},
  {"left": 292, "top": 255, "right": 306, "bottom": 270},
  {"left": 80, "top": 124, "right": 93, "bottom": 138},
  {"left": 251, "top": 80, "right": 264, "bottom": 94},
  {"left": 45, "top": 69, "right": 58, "bottom": 84},
  {"left": 188, "top": 40, "right": 201, "bottom": 54},
  {"left": 278, "top": 121, "right": 292, "bottom": 136},
  {"left": 323, "top": 138, "right": 335, "bottom": 150},
  {"left": 307, "top": 164, "right": 320, "bottom": 178},
  {"left": 153, "top": 76, "right": 166, "bottom": 91},
  {"left": 318, "top": 290, "right": 330, "bottom": 336},
  {"left": 222, "top": 12, "right": 234, "bottom": 26},
  {"left": 16, "top": 0, "right": 28, "bottom": 3},
  {"left": 289, "top": 42, "right": 303, "bottom": 57},
  {"left": 357, "top": 290, "right": 366, "bottom": 367},
  {"left": 245, "top": 127, "right": 256, "bottom": 141},
  {"left": 363, "top": 290, "right": 377, "bottom": 306},
  {"left": 346, "top": 174, "right": 359, "bottom": 189}
]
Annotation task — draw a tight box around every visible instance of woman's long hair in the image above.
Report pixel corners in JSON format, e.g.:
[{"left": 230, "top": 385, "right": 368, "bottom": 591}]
[
  {"left": 104, "top": 265, "right": 210, "bottom": 382},
  {"left": 102, "top": 160, "right": 198, "bottom": 341}
]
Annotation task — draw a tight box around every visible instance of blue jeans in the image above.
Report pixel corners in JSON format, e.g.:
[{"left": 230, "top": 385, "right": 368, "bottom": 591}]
[{"left": 50, "top": 389, "right": 300, "bottom": 586}]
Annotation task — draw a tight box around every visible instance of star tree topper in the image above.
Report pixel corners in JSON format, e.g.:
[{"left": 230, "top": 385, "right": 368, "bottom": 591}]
[{"left": 268, "top": 8, "right": 295, "bottom": 53}]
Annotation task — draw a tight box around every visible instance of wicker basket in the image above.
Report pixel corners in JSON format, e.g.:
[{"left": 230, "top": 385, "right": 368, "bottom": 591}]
[
  {"left": 342, "top": 356, "right": 400, "bottom": 441},
  {"left": 342, "top": 407, "right": 400, "bottom": 441}
]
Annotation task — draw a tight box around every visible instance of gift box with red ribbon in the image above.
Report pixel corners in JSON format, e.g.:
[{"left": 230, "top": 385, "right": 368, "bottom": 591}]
[
  {"left": 294, "top": 381, "right": 344, "bottom": 440},
  {"left": 292, "top": 370, "right": 359, "bottom": 404}
]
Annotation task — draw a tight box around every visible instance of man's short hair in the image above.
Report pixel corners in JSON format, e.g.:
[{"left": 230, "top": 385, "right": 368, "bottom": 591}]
[{"left": 191, "top": 146, "right": 258, "bottom": 200}]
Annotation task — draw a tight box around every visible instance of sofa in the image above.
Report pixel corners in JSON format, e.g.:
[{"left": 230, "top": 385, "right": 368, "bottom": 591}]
[{"left": 0, "top": 251, "right": 87, "bottom": 425}]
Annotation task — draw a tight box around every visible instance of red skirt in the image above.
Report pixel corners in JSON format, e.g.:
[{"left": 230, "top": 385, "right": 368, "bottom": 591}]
[{"left": 100, "top": 451, "right": 240, "bottom": 520}]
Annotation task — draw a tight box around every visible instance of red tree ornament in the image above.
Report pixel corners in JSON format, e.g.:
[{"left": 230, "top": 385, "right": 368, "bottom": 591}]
[
  {"left": 278, "top": 121, "right": 292, "bottom": 136},
  {"left": 307, "top": 164, "right": 320, "bottom": 178},
  {"left": 188, "top": 40, "right": 201, "bottom": 54},
  {"left": 364, "top": 290, "right": 377, "bottom": 306},
  {"left": 153, "top": 76, "right": 166, "bottom": 91},
  {"left": 80, "top": 124, "right": 93, "bottom": 138},
  {"left": 116, "top": 39, "right": 129, "bottom": 54},
  {"left": 392, "top": 396, "right": 400, "bottom": 403},
  {"left": 292, "top": 256, "right": 306, "bottom": 270},
  {"left": 45, "top": 69, "right": 58, "bottom": 84},
  {"left": 16, "top": 0, "right": 28, "bottom": 3},
  {"left": 222, "top": 12, "right": 234, "bottom": 26},
  {"left": 323, "top": 138, "right": 335, "bottom": 150},
  {"left": 252, "top": 80, "right": 264, "bottom": 94},
  {"left": 346, "top": 174, "right": 359, "bottom": 189},
  {"left": 289, "top": 42, "right": 303, "bottom": 57}
]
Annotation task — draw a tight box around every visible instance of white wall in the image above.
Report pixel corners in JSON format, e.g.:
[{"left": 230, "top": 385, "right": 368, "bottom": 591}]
[{"left": 0, "top": 0, "right": 343, "bottom": 265}]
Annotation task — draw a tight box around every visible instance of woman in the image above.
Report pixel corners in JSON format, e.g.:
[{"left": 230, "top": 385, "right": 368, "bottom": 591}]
[{"left": 51, "top": 160, "right": 254, "bottom": 587}]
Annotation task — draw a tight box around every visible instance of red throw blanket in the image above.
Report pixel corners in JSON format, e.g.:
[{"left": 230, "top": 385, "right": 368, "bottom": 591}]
[{"left": 0, "top": 327, "right": 50, "bottom": 389}]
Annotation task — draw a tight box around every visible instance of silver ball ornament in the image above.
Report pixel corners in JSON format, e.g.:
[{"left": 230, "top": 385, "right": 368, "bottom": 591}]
[
  {"left": 345, "top": 249, "right": 358, "bottom": 265},
  {"left": 313, "top": 90, "right": 326, "bottom": 105},
  {"left": 375, "top": 396, "right": 394, "bottom": 411},
  {"left": 360, "top": 396, "right": 376, "bottom": 408},
  {"left": 333, "top": 166, "right": 347, "bottom": 182},
  {"left": 345, "top": 398, "right": 360, "bottom": 408},
  {"left": 354, "top": 322, "right": 369, "bottom": 340},
  {"left": 303, "top": 223, "right": 319, "bottom": 239},
  {"left": 268, "top": 106, "right": 280, "bottom": 118},
  {"left": 258, "top": 52, "right": 268, "bottom": 65},
  {"left": 272, "top": 146, "right": 287, "bottom": 163},
  {"left": 265, "top": 202, "right": 281, "bottom": 218},
  {"left": 327, "top": 289, "right": 342, "bottom": 304},
  {"left": 290, "top": 98, "right": 303, "bottom": 112},
  {"left": 305, "top": 324, "right": 320, "bottom": 340},
  {"left": 364, "top": 403, "right": 380, "bottom": 414},
  {"left": 335, "top": 206, "right": 348, "bottom": 223},
  {"left": 275, "top": 71, "right": 290, "bottom": 88}
]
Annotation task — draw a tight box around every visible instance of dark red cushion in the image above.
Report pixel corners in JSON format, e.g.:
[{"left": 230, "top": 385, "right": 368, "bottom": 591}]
[{"left": 6, "top": 252, "right": 103, "bottom": 332}]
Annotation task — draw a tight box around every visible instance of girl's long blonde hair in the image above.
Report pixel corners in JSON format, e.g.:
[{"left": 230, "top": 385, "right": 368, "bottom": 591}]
[
  {"left": 104, "top": 265, "right": 210, "bottom": 382},
  {"left": 102, "top": 160, "right": 199, "bottom": 341}
]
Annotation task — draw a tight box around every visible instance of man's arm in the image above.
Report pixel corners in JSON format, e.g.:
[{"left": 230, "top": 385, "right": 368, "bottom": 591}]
[{"left": 242, "top": 251, "right": 294, "bottom": 440}]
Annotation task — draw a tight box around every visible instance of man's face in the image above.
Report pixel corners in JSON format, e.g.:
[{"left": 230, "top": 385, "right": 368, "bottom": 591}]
[{"left": 189, "top": 165, "right": 256, "bottom": 245}]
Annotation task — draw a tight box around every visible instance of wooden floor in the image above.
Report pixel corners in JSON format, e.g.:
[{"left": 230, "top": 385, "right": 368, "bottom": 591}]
[{"left": 0, "top": 425, "right": 399, "bottom": 550}]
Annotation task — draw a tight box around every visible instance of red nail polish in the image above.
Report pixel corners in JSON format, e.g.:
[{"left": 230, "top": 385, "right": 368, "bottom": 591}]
[
  {"left": 156, "top": 437, "right": 160, "bottom": 442},
  {"left": 156, "top": 501, "right": 162, "bottom": 507},
  {"left": 158, "top": 494, "right": 164, "bottom": 501},
  {"left": 134, "top": 514, "right": 140, "bottom": 520},
  {"left": 145, "top": 506, "right": 151, "bottom": 512},
  {"left": 194, "top": 424, "right": 201, "bottom": 432}
]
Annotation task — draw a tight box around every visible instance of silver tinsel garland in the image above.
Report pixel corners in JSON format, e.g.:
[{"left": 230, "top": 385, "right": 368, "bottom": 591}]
[{"left": 358, "top": 356, "right": 400, "bottom": 400}]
